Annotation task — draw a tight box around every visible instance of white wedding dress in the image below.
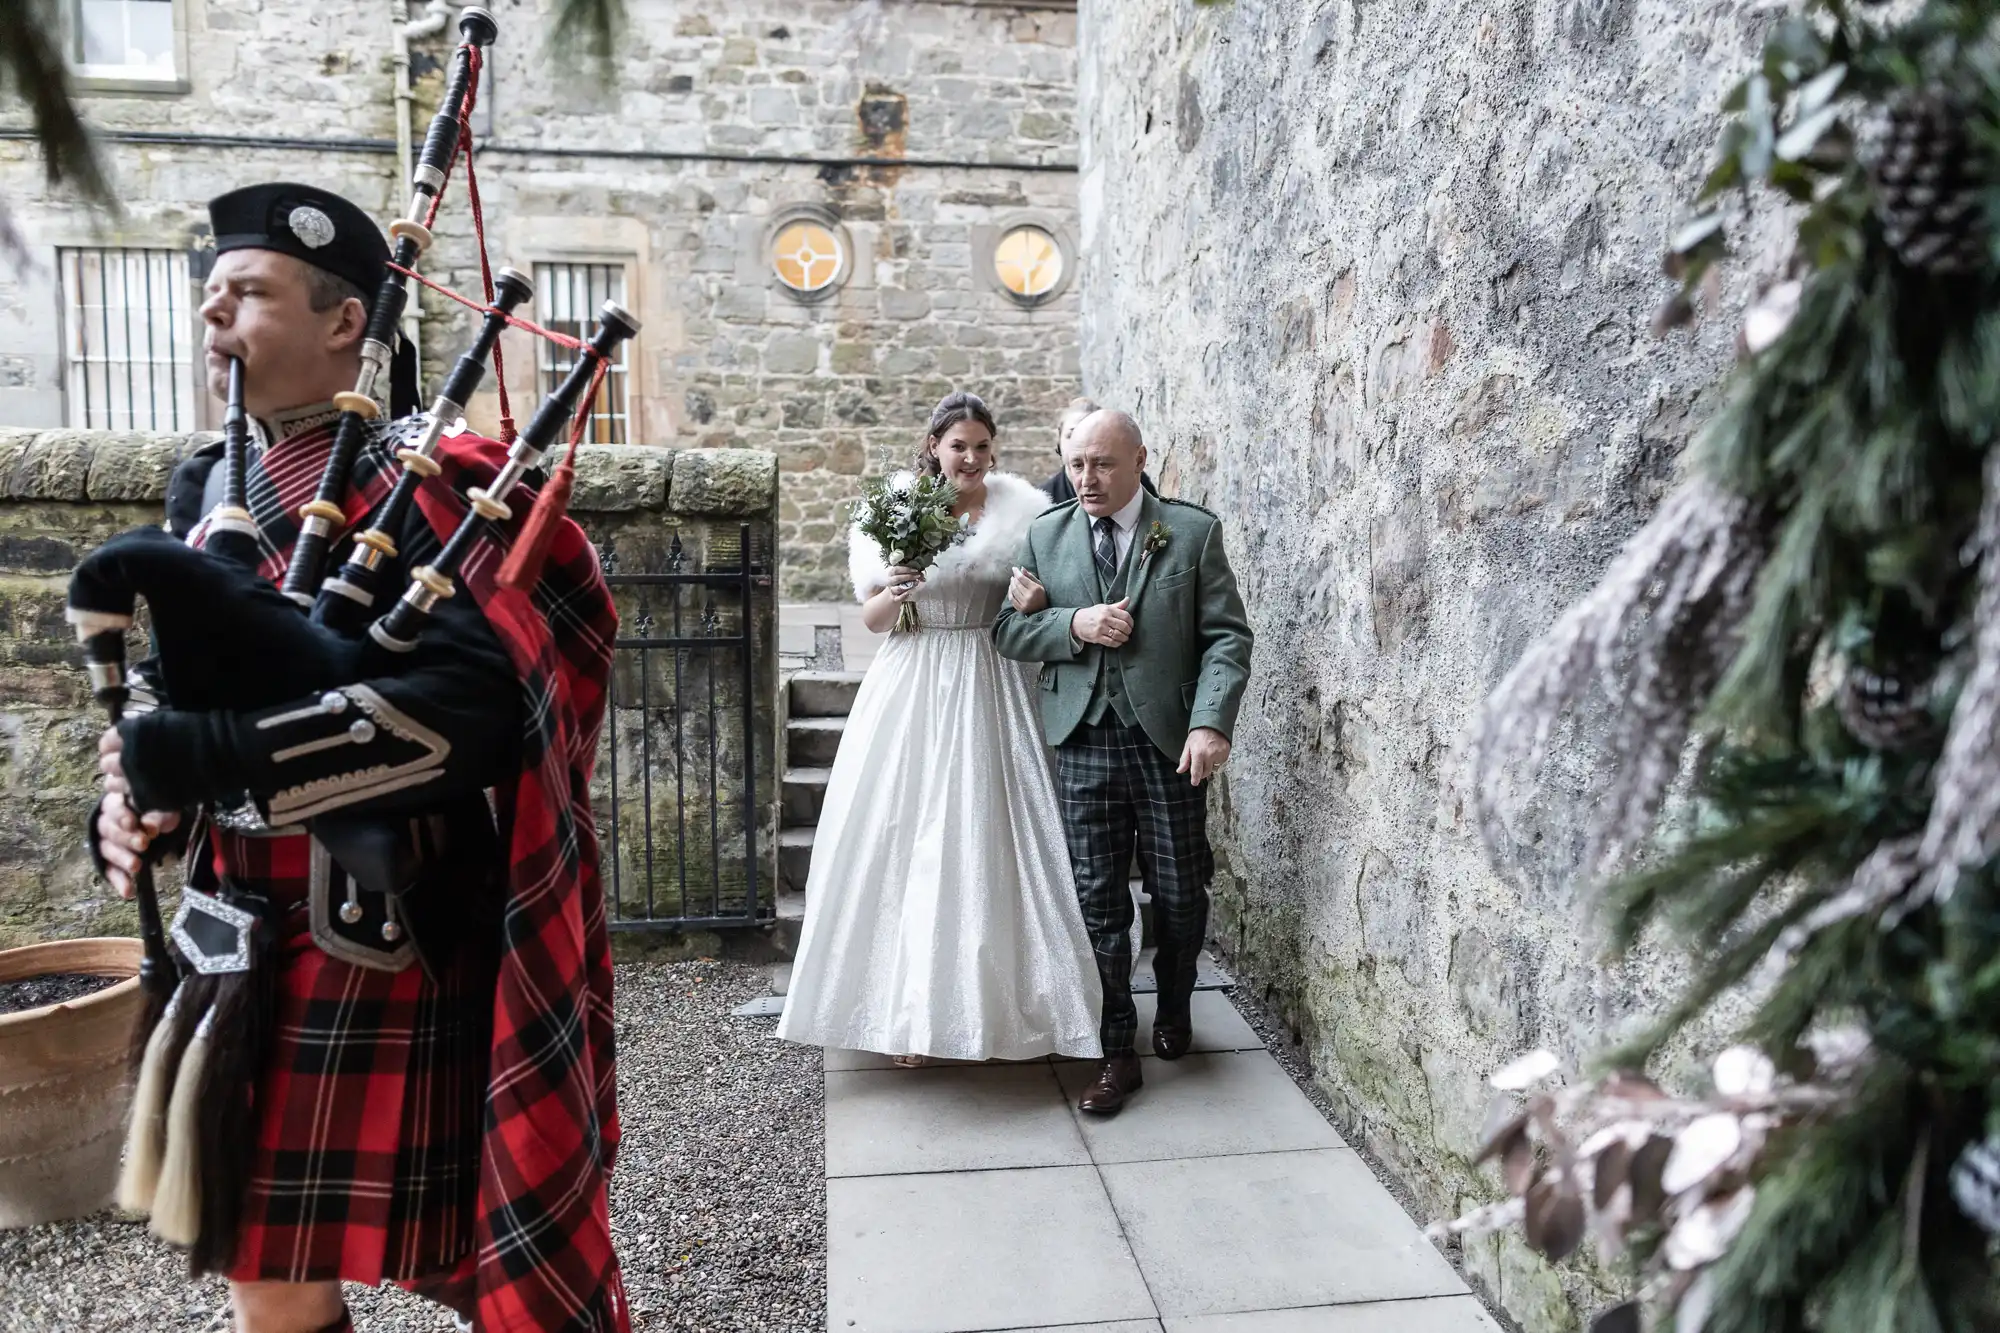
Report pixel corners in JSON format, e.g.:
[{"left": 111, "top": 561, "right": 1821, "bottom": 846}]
[{"left": 776, "top": 472, "right": 1103, "bottom": 1061}]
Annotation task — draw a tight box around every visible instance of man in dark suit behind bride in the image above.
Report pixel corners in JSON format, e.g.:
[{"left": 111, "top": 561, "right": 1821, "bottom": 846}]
[{"left": 1043, "top": 397, "right": 1158, "bottom": 504}]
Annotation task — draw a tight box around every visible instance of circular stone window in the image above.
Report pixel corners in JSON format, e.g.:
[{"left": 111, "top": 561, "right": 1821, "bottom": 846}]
[
  {"left": 772, "top": 219, "right": 846, "bottom": 296},
  {"left": 993, "top": 225, "right": 1065, "bottom": 304}
]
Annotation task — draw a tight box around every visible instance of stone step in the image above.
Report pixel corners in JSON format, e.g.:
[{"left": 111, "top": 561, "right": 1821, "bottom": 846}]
[
  {"left": 789, "top": 670, "right": 864, "bottom": 718},
  {"left": 787, "top": 716, "right": 845, "bottom": 768},
  {"left": 782, "top": 766, "right": 831, "bottom": 828},
  {"left": 779, "top": 825, "right": 816, "bottom": 893}
]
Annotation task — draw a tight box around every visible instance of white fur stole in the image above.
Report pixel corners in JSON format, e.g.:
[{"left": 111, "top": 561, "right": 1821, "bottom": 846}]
[{"left": 848, "top": 471, "right": 1049, "bottom": 602}]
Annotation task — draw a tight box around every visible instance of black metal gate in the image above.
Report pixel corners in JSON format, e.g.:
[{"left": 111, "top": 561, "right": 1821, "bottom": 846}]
[{"left": 599, "top": 524, "right": 770, "bottom": 932}]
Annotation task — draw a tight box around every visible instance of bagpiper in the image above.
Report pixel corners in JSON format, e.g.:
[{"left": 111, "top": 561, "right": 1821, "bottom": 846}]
[{"left": 89, "top": 179, "right": 628, "bottom": 1333}]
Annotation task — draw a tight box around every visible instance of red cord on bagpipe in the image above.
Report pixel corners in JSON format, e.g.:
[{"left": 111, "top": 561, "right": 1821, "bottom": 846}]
[{"left": 388, "top": 40, "right": 610, "bottom": 589}]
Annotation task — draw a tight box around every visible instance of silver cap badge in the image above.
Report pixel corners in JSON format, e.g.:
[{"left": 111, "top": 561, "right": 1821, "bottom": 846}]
[{"left": 288, "top": 204, "right": 336, "bottom": 250}]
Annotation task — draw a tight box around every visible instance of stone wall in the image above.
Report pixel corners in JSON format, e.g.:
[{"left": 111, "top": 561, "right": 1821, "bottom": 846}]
[
  {"left": 1076, "top": 2, "right": 1772, "bottom": 1328},
  {"left": 0, "top": 428, "right": 779, "bottom": 954},
  {"left": 0, "top": 0, "right": 1083, "bottom": 599}
]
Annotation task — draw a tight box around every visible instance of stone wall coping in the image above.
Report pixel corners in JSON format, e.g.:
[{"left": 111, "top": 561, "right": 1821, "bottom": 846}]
[{"left": 0, "top": 429, "right": 776, "bottom": 518}]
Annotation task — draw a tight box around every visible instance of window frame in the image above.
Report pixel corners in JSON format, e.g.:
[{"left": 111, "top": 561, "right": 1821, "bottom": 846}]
[
  {"left": 765, "top": 204, "right": 853, "bottom": 304},
  {"left": 976, "top": 213, "right": 1077, "bottom": 309},
  {"left": 56, "top": 244, "right": 202, "bottom": 434},
  {"left": 66, "top": 0, "right": 191, "bottom": 95},
  {"left": 530, "top": 259, "right": 636, "bottom": 447}
]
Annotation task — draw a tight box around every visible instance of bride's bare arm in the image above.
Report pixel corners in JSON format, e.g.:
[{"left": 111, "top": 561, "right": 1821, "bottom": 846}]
[{"left": 861, "top": 565, "right": 924, "bottom": 633}]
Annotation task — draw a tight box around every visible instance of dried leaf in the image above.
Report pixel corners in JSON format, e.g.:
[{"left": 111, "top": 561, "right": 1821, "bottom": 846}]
[
  {"left": 1593, "top": 1138, "right": 1634, "bottom": 1211},
  {"left": 1665, "top": 1187, "right": 1756, "bottom": 1269},
  {"left": 1524, "top": 1177, "right": 1588, "bottom": 1261},
  {"left": 1775, "top": 105, "right": 1841, "bottom": 161},
  {"left": 1663, "top": 1114, "right": 1744, "bottom": 1197},
  {"left": 1590, "top": 1302, "right": 1641, "bottom": 1333},
  {"left": 1491, "top": 1049, "right": 1561, "bottom": 1091},
  {"left": 1476, "top": 1099, "right": 1529, "bottom": 1166},
  {"left": 1679, "top": 1267, "right": 1717, "bottom": 1333},
  {"left": 1741, "top": 283, "right": 1802, "bottom": 357},
  {"left": 1629, "top": 1135, "right": 1674, "bottom": 1224},
  {"left": 1670, "top": 214, "right": 1727, "bottom": 255},
  {"left": 1503, "top": 1130, "right": 1538, "bottom": 1196},
  {"left": 1796, "top": 63, "right": 1846, "bottom": 114},
  {"left": 1651, "top": 293, "right": 1697, "bottom": 337}
]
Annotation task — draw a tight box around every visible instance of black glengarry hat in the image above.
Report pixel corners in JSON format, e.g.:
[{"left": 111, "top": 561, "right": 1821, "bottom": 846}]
[
  {"left": 207, "top": 182, "right": 420, "bottom": 416},
  {"left": 207, "top": 182, "right": 389, "bottom": 299}
]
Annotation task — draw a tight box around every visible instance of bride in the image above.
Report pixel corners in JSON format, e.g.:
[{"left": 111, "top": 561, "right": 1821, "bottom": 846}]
[{"left": 776, "top": 391, "right": 1103, "bottom": 1065}]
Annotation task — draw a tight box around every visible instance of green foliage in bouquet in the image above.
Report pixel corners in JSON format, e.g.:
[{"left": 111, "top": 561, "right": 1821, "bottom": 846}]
[
  {"left": 1455, "top": 1, "right": 2000, "bottom": 1330},
  {"left": 854, "top": 474, "right": 970, "bottom": 632}
]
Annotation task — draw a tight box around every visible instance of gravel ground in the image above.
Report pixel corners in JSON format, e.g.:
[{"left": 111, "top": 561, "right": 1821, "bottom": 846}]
[{"left": 0, "top": 957, "right": 824, "bottom": 1333}]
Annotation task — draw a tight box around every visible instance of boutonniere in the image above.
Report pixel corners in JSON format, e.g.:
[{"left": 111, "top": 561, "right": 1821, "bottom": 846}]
[{"left": 1140, "top": 520, "right": 1171, "bottom": 570}]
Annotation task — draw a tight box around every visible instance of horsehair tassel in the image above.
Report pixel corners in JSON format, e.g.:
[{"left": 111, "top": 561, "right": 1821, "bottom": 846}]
[
  {"left": 279, "top": 6, "right": 498, "bottom": 608},
  {"left": 148, "top": 1002, "right": 217, "bottom": 1246},
  {"left": 314, "top": 263, "right": 535, "bottom": 630},
  {"left": 116, "top": 983, "right": 185, "bottom": 1214},
  {"left": 371, "top": 299, "right": 640, "bottom": 651}
]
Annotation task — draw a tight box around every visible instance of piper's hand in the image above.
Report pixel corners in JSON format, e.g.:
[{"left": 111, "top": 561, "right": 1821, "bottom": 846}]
[
  {"left": 1073, "top": 598, "right": 1134, "bottom": 648},
  {"left": 95, "top": 789, "right": 180, "bottom": 900},
  {"left": 886, "top": 565, "right": 924, "bottom": 602},
  {"left": 97, "top": 725, "right": 128, "bottom": 796},
  {"left": 1177, "top": 727, "right": 1232, "bottom": 787},
  {"left": 1008, "top": 566, "right": 1049, "bottom": 614}
]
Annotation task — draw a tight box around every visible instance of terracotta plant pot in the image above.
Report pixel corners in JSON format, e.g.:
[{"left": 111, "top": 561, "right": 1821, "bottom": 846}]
[{"left": 0, "top": 937, "right": 142, "bottom": 1229}]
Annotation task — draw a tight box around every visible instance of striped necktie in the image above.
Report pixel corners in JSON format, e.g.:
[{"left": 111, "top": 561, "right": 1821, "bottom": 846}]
[{"left": 1093, "top": 516, "right": 1118, "bottom": 585}]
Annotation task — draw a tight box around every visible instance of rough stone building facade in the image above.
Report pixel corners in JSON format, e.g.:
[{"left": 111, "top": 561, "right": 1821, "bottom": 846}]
[
  {"left": 0, "top": 0, "right": 1082, "bottom": 597},
  {"left": 1076, "top": 2, "right": 1768, "bottom": 1329}
]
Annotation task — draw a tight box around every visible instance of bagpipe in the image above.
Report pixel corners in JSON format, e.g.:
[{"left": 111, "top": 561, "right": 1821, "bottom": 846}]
[{"left": 67, "top": 7, "right": 640, "bottom": 1271}]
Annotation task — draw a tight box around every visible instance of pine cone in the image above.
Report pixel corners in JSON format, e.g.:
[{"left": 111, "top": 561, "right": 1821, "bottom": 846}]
[
  {"left": 1950, "top": 1135, "right": 2000, "bottom": 1236},
  {"left": 1868, "top": 91, "right": 1988, "bottom": 275},
  {"left": 1836, "top": 665, "right": 1932, "bottom": 751}
]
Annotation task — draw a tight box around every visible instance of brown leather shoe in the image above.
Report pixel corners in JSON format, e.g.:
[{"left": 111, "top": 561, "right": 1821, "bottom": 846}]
[
  {"left": 1078, "top": 1055, "right": 1144, "bottom": 1115},
  {"left": 1152, "top": 1016, "right": 1192, "bottom": 1061}
]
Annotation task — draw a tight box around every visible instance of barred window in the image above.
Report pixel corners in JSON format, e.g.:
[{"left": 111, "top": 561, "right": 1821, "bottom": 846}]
[
  {"left": 534, "top": 262, "right": 630, "bottom": 445},
  {"left": 60, "top": 247, "right": 196, "bottom": 432}
]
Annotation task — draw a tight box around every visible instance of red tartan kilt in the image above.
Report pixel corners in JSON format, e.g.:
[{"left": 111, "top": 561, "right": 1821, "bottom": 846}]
[{"left": 215, "top": 830, "right": 492, "bottom": 1288}]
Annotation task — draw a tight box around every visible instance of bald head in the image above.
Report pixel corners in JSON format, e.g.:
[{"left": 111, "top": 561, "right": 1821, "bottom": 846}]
[{"left": 1065, "top": 409, "right": 1148, "bottom": 517}]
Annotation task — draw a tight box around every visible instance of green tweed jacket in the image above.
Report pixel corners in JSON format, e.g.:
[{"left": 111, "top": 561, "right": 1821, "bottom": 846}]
[{"left": 993, "top": 491, "right": 1254, "bottom": 759}]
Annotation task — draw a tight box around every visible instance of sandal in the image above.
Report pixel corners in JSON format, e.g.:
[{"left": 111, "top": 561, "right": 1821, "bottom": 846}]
[{"left": 892, "top": 1054, "right": 929, "bottom": 1068}]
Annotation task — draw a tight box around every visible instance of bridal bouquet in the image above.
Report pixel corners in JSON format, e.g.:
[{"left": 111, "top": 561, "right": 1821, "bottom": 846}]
[{"left": 854, "top": 473, "right": 969, "bottom": 632}]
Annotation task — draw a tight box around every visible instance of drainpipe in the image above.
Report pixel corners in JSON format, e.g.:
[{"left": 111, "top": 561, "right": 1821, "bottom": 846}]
[{"left": 391, "top": 0, "right": 456, "bottom": 387}]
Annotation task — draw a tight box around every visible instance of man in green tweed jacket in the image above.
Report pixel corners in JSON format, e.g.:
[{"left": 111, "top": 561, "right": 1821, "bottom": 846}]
[{"left": 995, "top": 409, "right": 1253, "bottom": 1115}]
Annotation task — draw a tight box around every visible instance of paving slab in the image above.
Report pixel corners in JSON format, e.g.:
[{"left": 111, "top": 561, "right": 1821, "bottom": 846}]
[
  {"left": 1130, "top": 948, "right": 1233, "bottom": 993},
  {"left": 828, "top": 1063, "right": 1086, "bottom": 1177},
  {"left": 994, "top": 1324, "right": 1165, "bottom": 1332},
  {"left": 828, "top": 1166, "right": 1158, "bottom": 1333},
  {"left": 1100, "top": 1149, "right": 1466, "bottom": 1319},
  {"left": 1053, "top": 990, "right": 1262, "bottom": 1062},
  {"left": 1162, "top": 1297, "right": 1502, "bottom": 1332},
  {"left": 1056, "top": 1052, "right": 1346, "bottom": 1164}
]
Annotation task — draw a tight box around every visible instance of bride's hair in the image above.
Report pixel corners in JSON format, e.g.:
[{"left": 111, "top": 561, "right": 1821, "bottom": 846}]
[{"left": 916, "top": 391, "right": 998, "bottom": 477}]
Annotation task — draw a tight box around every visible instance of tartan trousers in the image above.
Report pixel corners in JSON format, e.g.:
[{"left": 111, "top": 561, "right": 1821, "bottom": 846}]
[{"left": 1056, "top": 721, "right": 1215, "bottom": 1057}]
